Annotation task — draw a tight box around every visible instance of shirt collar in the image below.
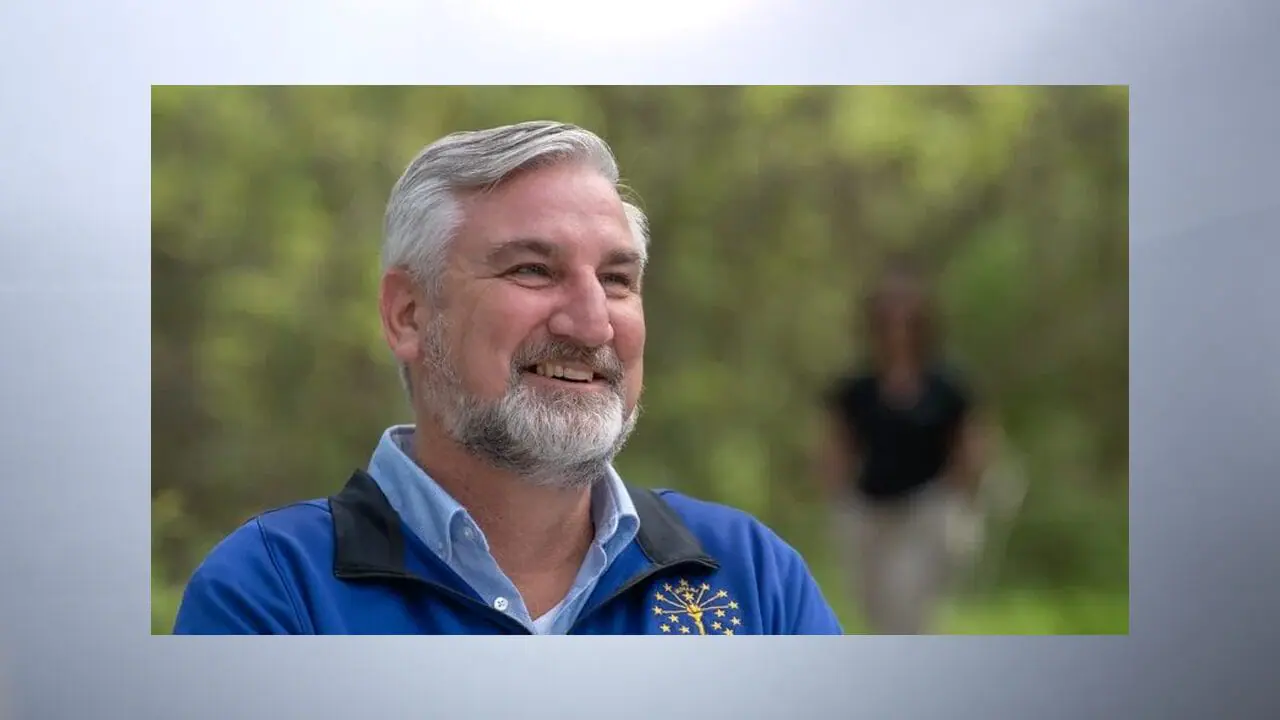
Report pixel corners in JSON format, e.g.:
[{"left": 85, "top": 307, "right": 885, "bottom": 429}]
[{"left": 366, "top": 425, "right": 640, "bottom": 564}]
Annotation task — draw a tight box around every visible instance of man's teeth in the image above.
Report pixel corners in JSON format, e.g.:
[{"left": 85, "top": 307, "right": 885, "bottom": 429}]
[{"left": 535, "top": 363, "right": 594, "bottom": 382}]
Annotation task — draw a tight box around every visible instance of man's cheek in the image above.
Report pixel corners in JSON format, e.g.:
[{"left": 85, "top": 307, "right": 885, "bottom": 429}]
[{"left": 626, "top": 359, "right": 644, "bottom": 403}]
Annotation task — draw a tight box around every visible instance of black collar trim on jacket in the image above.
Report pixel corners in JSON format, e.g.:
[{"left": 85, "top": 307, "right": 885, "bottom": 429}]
[{"left": 328, "top": 469, "right": 718, "bottom": 579}]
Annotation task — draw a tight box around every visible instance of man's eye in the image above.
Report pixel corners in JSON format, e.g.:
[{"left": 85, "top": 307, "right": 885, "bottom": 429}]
[
  {"left": 510, "top": 264, "right": 552, "bottom": 278},
  {"left": 601, "top": 273, "right": 636, "bottom": 288}
]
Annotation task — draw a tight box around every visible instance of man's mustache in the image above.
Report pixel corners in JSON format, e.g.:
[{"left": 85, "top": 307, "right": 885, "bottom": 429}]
[{"left": 511, "top": 341, "right": 625, "bottom": 386}]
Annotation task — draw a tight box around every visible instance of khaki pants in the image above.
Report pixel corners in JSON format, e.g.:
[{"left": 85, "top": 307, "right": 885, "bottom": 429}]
[{"left": 833, "top": 482, "right": 982, "bottom": 634}]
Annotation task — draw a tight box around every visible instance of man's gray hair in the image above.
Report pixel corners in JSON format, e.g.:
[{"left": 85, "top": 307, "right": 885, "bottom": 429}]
[
  {"left": 381, "top": 121, "right": 649, "bottom": 395},
  {"left": 382, "top": 120, "right": 649, "bottom": 295}
]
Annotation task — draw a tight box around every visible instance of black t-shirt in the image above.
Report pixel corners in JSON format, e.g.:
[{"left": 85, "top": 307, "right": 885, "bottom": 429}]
[{"left": 826, "top": 367, "right": 972, "bottom": 502}]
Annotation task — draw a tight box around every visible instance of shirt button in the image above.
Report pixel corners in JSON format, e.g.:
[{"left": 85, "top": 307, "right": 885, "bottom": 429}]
[
  {"left": 462, "top": 527, "right": 475, "bottom": 541},
  {"left": 493, "top": 597, "right": 509, "bottom": 612}
]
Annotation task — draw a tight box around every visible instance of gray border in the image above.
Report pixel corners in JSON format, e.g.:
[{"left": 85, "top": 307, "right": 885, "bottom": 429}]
[{"left": 3, "top": 0, "right": 1278, "bottom": 717}]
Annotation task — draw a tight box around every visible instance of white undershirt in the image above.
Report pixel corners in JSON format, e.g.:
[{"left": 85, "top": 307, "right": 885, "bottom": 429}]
[{"left": 531, "top": 597, "right": 568, "bottom": 634}]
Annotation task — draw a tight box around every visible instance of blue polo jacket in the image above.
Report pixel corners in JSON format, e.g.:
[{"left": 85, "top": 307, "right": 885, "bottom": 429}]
[{"left": 173, "top": 471, "right": 844, "bottom": 635}]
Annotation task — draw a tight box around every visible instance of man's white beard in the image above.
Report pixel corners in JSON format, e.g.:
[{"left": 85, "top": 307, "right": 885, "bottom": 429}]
[{"left": 418, "top": 319, "right": 639, "bottom": 489}]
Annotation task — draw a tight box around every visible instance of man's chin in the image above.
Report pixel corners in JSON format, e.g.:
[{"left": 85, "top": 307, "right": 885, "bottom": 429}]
[{"left": 489, "top": 437, "right": 621, "bottom": 487}]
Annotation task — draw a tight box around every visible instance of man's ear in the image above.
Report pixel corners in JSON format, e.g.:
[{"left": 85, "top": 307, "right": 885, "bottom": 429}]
[{"left": 379, "top": 268, "right": 430, "bottom": 366}]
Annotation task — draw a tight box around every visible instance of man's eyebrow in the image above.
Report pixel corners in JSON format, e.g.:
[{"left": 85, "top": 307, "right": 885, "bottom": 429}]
[
  {"left": 603, "top": 247, "right": 645, "bottom": 268},
  {"left": 484, "top": 238, "right": 557, "bottom": 265},
  {"left": 485, "top": 239, "right": 646, "bottom": 269}
]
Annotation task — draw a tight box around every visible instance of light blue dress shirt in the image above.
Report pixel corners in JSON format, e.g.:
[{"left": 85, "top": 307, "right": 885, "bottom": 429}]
[{"left": 365, "top": 425, "right": 641, "bottom": 634}]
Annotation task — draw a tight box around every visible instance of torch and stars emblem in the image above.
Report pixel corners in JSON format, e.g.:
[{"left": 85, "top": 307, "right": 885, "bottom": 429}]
[{"left": 651, "top": 578, "right": 743, "bottom": 635}]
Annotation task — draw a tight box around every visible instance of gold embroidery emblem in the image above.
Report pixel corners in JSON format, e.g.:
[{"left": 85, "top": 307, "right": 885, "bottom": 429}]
[{"left": 651, "top": 578, "right": 743, "bottom": 635}]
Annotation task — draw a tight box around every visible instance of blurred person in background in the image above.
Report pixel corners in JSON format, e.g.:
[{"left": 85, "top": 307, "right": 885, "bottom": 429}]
[
  {"left": 172, "top": 120, "right": 842, "bottom": 635},
  {"left": 818, "top": 255, "right": 990, "bottom": 634}
]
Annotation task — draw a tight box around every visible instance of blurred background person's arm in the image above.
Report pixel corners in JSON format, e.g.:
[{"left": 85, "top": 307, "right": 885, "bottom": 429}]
[
  {"left": 816, "top": 392, "right": 866, "bottom": 611},
  {"left": 817, "top": 408, "right": 858, "bottom": 510},
  {"left": 942, "top": 391, "right": 991, "bottom": 503},
  {"left": 936, "top": 392, "right": 1004, "bottom": 580}
]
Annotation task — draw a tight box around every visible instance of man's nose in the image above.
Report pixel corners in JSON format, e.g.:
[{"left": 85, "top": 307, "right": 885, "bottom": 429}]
[{"left": 547, "top": 272, "right": 614, "bottom": 348}]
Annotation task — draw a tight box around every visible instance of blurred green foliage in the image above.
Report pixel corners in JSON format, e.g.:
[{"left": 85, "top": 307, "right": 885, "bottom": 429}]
[{"left": 152, "top": 86, "right": 1128, "bottom": 634}]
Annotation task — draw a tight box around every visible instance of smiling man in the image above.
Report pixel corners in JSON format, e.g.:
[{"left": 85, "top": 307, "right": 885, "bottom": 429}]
[{"left": 172, "top": 121, "right": 843, "bottom": 635}]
